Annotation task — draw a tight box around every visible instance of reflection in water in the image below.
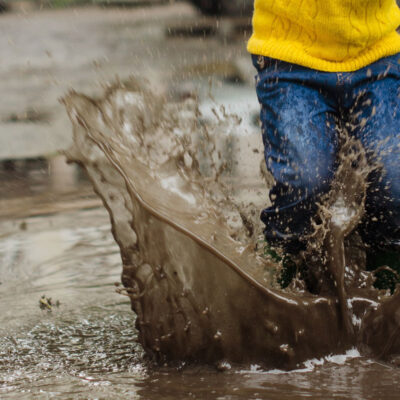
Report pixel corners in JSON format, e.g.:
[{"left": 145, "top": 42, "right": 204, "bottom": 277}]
[
  {"left": 49, "top": 155, "right": 79, "bottom": 194},
  {"left": 0, "top": 155, "right": 87, "bottom": 200}
]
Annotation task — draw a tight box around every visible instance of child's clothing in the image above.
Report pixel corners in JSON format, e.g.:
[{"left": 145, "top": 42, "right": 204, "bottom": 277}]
[
  {"left": 248, "top": 0, "right": 400, "bottom": 72},
  {"left": 250, "top": 1, "right": 400, "bottom": 252},
  {"left": 253, "top": 54, "right": 400, "bottom": 252}
]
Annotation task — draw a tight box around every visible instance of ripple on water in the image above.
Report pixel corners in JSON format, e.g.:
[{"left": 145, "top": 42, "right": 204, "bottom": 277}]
[{"left": 0, "top": 311, "right": 146, "bottom": 396}]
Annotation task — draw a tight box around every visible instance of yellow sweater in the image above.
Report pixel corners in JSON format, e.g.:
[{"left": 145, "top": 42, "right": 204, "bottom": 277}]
[{"left": 247, "top": 0, "right": 400, "bottom": 72}]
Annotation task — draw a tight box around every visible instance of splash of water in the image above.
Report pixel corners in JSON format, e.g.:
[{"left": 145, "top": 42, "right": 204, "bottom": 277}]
[{"left": 63, "top": 79, "right": 400, "bottom": 369}]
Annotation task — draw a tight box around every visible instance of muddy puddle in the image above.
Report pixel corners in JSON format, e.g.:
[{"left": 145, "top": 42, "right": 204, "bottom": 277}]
[{"left": 2, "top": 166, "right": 400, "bottom": 399}]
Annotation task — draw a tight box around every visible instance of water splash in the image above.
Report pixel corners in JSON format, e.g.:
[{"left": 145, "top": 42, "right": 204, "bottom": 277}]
[{"left": 63, "top": 79, "right": 400, "bottom": 368}]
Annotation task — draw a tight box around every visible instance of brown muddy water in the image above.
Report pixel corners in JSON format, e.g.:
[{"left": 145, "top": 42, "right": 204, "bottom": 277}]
[
  {"left": 2, "top": 123, "right": 400, "bottom": 400},
  {"left": 2, "top": 3, "right": 400, "bottom": 399}
]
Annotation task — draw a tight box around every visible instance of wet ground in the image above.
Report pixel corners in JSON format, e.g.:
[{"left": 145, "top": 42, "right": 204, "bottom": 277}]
[{"left": 2, "top": 2, "right": 400, "bottom": 399}]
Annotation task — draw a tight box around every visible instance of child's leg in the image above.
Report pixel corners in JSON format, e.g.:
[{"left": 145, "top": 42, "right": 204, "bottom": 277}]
[
  {"left": 252, "top": 56, "right": 339, "bottom": 252},
  {"left": 349, "top": 55, "right": 400, "bottom": 249}
]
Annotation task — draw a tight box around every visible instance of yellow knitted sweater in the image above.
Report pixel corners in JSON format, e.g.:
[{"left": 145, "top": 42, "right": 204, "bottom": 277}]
[{"left": 247, "top": 0, "right": 400, "bottom": 71}]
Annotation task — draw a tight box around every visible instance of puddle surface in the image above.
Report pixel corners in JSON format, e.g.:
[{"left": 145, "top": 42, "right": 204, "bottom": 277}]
[{"left": 1, "top": 195, "right": 400, "bottom": 399}]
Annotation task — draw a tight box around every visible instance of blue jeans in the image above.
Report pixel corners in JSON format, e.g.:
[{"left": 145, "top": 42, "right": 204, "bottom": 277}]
[{"left": 252, "top": 54, "right": 400, "bottom": 252}]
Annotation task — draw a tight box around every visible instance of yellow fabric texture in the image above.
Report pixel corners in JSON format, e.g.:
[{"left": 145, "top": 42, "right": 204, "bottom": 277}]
[{"left": 247, "top": 0, "right": 400, "bottom": 71}]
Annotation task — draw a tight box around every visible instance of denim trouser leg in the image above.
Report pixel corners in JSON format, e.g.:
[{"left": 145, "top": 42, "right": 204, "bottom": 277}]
[
  {"left": 252, "top": 56, "right": 339, "bottom": 251},
  {"left": 252, "top": 54, "right": 400, "bottom": 252},
  {"left": 347, "top": 58, "right": 400, "bottom": 247}
]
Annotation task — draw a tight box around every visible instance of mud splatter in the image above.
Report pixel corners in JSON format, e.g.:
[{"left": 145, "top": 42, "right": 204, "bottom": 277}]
[{"left": 63, "top": 79, "right": 400, "bottom": 369}]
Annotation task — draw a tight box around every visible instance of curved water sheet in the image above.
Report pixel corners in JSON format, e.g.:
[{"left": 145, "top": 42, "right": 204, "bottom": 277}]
[{"left": 63, "top": 81, "right": 397, "bottom": 369}]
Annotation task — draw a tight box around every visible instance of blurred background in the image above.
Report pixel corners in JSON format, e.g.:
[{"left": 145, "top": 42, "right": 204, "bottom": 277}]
[
  {"left": 0, "top": 0, "right": 258, "bottom": 214},
  {"left": 0, "top": 0, "right": 253, "bottom": 15}
]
